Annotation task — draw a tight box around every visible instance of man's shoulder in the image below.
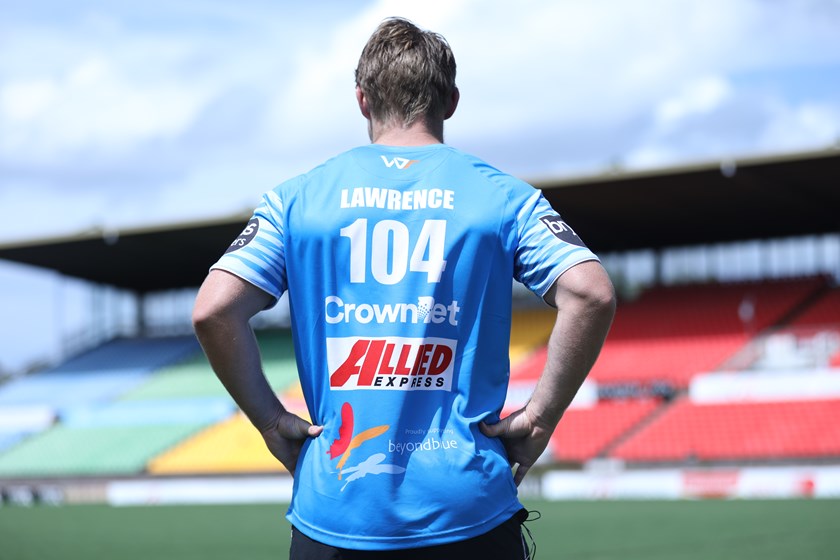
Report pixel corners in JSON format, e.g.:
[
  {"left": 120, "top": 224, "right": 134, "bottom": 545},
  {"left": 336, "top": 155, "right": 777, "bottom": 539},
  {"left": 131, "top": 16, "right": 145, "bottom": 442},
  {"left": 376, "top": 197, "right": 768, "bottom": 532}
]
[
  {"left": 445, "top": 147, "right": 531, "bottom": 185},
  {"left": 268, "top": 148, "right": 360, "bottom": 197},
  {"left": 444, "top": 148, "right": 539, "bottom": 206}
]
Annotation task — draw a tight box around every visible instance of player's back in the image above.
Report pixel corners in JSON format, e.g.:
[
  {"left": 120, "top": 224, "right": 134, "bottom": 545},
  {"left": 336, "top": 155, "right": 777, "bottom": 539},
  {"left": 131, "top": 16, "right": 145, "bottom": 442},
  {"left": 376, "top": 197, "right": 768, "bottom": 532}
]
[
  {"left": 213, "top": 141, "right": 597, "bottom": 549},
  {"left": 281, "top": 143, "right": 526, "bottom": 549}
]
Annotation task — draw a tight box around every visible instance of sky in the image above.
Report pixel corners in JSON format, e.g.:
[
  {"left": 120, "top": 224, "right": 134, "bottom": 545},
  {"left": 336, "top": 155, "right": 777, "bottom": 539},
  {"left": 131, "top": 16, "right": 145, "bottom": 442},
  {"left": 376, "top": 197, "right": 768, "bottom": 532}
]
[{"left": 1, "top": 0, "right": 840, "bottom": 372}]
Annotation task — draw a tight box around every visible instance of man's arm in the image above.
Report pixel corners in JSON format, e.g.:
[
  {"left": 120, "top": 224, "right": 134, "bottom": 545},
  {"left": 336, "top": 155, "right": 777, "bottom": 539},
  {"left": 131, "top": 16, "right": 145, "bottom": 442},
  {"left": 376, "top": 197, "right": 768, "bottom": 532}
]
[
  {"left": 192, "top": 269, "right": 322, "bottom": 476},
  {"left": 480, "top": 260, "right": 616, "bottom": 485}
]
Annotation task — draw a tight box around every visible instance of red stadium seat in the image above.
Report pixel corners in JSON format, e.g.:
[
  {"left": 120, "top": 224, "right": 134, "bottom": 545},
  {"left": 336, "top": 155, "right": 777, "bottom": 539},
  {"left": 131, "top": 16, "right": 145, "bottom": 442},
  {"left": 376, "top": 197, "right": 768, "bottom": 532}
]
[
  {"left": 611, "top": 398, "right": 840, "bottom": 462},
  {"left": 549, "top": 399, "right": 660, "bottom": 463},
  {"left": 586, "top": 277, "right": 827, "bottom": 388},
  {"left": 787, "top": 287, "right": 840, "bottom": 329}
]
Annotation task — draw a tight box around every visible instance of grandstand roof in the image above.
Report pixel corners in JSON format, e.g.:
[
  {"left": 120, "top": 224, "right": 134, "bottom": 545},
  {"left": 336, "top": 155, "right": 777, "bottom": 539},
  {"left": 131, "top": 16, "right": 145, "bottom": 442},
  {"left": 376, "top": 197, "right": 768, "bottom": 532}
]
[
  {"left": 534, "top": 147, "right": 840, "bottom": 253},
  {"left": 0, "top": 148, "right": 838, "bottom": 293}
]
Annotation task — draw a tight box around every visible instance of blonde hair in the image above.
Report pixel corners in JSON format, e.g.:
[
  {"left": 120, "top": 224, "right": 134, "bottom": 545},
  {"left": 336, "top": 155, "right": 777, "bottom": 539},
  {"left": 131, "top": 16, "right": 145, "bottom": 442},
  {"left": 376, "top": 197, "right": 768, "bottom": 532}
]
[{"left": 355, "top": 17, "right": 457, "bottom": 126}]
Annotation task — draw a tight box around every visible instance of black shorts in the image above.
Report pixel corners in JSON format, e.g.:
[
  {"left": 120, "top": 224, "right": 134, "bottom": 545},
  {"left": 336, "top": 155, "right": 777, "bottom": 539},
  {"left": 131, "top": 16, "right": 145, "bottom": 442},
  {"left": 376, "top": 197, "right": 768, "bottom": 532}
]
[{"left": 290, "top": 509, "right": 530, "bottom": 560}]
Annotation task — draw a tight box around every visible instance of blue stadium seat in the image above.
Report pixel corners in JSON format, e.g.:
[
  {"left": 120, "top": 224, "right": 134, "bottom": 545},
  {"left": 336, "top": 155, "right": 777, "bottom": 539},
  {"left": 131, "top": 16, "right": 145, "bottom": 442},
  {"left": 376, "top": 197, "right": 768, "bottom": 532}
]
[{"left": 59, "top": 398, "right": 235, "bottom": 427}]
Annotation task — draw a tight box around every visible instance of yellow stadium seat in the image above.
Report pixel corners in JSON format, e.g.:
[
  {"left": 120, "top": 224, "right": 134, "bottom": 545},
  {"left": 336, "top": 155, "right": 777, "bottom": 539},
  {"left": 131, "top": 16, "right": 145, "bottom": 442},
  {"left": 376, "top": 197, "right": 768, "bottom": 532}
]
[
  {"left": 148, "top": 384, "right": 310, "bottom": 475},
  {"left": 509, "top": 308, "right": 556, "bottom": 366}
]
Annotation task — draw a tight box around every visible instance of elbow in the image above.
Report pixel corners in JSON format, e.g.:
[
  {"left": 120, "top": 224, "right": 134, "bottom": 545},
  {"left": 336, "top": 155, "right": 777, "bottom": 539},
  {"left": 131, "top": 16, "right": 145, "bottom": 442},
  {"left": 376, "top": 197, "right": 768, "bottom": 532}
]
[
  {"left": 191, "top": 302, "right": 213, "bottom": 336},
  {"left": 588, "top": 275, "right": 617, "bottom": 321},
  {"left": 192, "top": 298, "right": 226, "bottom": 338},
  {"left": 557, "top": 262, "right": 616, "bottom": 322},
  {"left": 191, "top": 270, "right": 263, "bottom": 340}
]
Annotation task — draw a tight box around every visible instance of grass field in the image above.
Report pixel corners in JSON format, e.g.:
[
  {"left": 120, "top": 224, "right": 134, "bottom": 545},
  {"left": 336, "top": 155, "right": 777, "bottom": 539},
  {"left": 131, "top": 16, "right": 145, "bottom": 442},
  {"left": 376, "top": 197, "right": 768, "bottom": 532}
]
[{"left": 1, "top": 499, "right": 838, "bottom": 559}]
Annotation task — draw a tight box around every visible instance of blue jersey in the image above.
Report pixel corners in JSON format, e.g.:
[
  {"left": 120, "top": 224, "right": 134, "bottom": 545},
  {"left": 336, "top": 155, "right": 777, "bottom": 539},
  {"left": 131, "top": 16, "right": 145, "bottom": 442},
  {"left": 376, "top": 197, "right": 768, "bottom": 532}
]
[{"left": 212, "top": 143, "right": 598, "bottom": 550}]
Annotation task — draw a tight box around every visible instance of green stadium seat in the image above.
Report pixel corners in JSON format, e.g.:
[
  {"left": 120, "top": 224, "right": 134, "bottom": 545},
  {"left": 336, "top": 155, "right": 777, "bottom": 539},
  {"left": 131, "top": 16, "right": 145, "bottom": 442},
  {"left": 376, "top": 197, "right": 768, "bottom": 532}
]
[{"left": 0, "top": 423, "right": 208, "bottom": 477}]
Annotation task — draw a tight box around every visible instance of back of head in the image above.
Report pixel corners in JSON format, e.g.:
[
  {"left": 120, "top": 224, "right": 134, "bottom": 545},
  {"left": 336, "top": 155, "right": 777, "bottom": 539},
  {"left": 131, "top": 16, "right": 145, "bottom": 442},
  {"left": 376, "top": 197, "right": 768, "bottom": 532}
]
[{"left": 355, "top": 17, "right": 457, "bottom": 127}]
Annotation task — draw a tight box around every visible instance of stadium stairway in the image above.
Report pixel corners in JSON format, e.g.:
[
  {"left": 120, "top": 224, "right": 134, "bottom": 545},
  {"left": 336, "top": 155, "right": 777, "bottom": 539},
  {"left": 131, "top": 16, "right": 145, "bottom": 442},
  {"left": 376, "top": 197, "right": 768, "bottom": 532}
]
[
  {"left": 786, "top": 285, "right": 840, "bottom": 329},
  {"left": 586, "top": 277, "right": 828, "bottom": 389},
  {"left": 596, "top": 397, "right": 677, "bottom": 459},
  {"left": 549, "top": 399, "right": 660, "bottom": 463},
  {"left": 610, "top": 398, "right": 840, "bottom": 463}
]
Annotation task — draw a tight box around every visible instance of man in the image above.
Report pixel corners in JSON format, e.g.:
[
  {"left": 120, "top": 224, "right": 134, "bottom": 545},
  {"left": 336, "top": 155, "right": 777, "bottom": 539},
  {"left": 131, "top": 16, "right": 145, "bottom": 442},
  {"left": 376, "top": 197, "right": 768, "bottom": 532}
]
[{"left": 193, "top": 17, "right": 615, "bottom": 559}]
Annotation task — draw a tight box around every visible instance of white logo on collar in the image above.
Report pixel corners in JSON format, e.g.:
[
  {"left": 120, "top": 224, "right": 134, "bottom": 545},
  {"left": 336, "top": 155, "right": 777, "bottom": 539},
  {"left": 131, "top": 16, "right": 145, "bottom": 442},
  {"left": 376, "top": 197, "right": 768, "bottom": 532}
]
[{"left": 380, "top": 155, "right": 418, "bottom": 169}]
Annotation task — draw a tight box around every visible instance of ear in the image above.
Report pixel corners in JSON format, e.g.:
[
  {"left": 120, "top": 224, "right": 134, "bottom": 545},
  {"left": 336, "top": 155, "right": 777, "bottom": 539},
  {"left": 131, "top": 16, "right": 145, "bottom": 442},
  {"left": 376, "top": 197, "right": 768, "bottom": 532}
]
[
  {"left": 356, "top": 85, "right": 372, "bottom": 120},
  {"left": 444, "top": 87, "right": 460, "bottom": 120}
]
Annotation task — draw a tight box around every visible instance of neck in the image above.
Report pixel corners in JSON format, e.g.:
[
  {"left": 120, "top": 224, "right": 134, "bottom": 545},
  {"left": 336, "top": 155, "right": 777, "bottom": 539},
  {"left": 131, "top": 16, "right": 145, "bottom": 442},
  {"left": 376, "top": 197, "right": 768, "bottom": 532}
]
[{"left": 369, "top": 117, "right": 444, "bottom": 146}]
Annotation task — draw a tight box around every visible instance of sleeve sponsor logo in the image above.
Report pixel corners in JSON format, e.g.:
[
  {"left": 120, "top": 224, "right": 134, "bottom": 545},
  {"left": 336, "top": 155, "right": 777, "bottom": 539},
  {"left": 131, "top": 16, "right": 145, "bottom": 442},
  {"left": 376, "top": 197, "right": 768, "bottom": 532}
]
[
  {"left": 225, "top": 218, "right": 259, "bottom": 254},
  {"left": 539, "top": 215, "right": 587, "bottom": 248},
  {"left": 327, "top": 336, "right": 456, "bottom": 391}
]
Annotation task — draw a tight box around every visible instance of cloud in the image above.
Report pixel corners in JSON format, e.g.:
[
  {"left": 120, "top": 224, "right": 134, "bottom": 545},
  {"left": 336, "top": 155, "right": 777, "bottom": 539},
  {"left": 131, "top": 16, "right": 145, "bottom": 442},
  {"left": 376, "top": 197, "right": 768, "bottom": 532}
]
[
  {"left": 759, "top": 102, "right": 840, "bottom": 151},
  {"left": 0, "top": 0, "right": 839, "bottom": 241},
  {"left": 1, "top": 55, "right": 208, "bottom": 162},
  {"left": 451, "top": 0, "right": 840, "bottom": 173},
  {"left": 1, "top": 0, "right": 839, "bottom": 372},
  {"left": 655, "top": 77, "right": 732, "bottom": 129},
  {"left": 263, "top": 0, "right": 475, "bottom": 154}
]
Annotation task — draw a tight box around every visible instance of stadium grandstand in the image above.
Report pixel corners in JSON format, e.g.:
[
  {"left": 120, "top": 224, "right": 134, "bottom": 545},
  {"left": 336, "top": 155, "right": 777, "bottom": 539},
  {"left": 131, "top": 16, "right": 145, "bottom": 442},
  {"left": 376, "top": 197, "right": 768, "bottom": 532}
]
[{"left": 0, "top": 148, "right": 838, "bottom": 505}]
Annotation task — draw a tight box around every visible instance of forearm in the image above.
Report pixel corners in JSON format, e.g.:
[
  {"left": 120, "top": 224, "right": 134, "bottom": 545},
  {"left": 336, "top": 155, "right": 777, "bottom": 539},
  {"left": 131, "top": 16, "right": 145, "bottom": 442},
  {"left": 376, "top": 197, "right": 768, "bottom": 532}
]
[
  {"left": 192, "top": 270, "right": 283, "bottom": 433},
  {"left": 194, "top": 316, "right": 283, "bottom": 432},
  {"left": 526, "top": 263, "right": 615, "bottom": 429}
]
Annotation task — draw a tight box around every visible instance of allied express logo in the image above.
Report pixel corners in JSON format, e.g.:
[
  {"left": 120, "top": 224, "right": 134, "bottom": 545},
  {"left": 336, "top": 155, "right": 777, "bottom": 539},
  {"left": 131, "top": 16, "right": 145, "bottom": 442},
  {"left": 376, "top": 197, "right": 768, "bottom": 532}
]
[{"left": 326, "top": 336, "right": 457, "bottom": 391}]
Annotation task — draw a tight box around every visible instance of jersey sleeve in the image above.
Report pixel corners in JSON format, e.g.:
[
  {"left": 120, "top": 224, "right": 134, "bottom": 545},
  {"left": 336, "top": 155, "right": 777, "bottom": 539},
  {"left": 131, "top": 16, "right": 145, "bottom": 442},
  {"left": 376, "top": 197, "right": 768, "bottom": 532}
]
[
  {"left": 210, "top": 190, "right": 288, "bottom": 306},
  {"left": 513, "top": 190, "right": 599, "bottom": 299}
]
